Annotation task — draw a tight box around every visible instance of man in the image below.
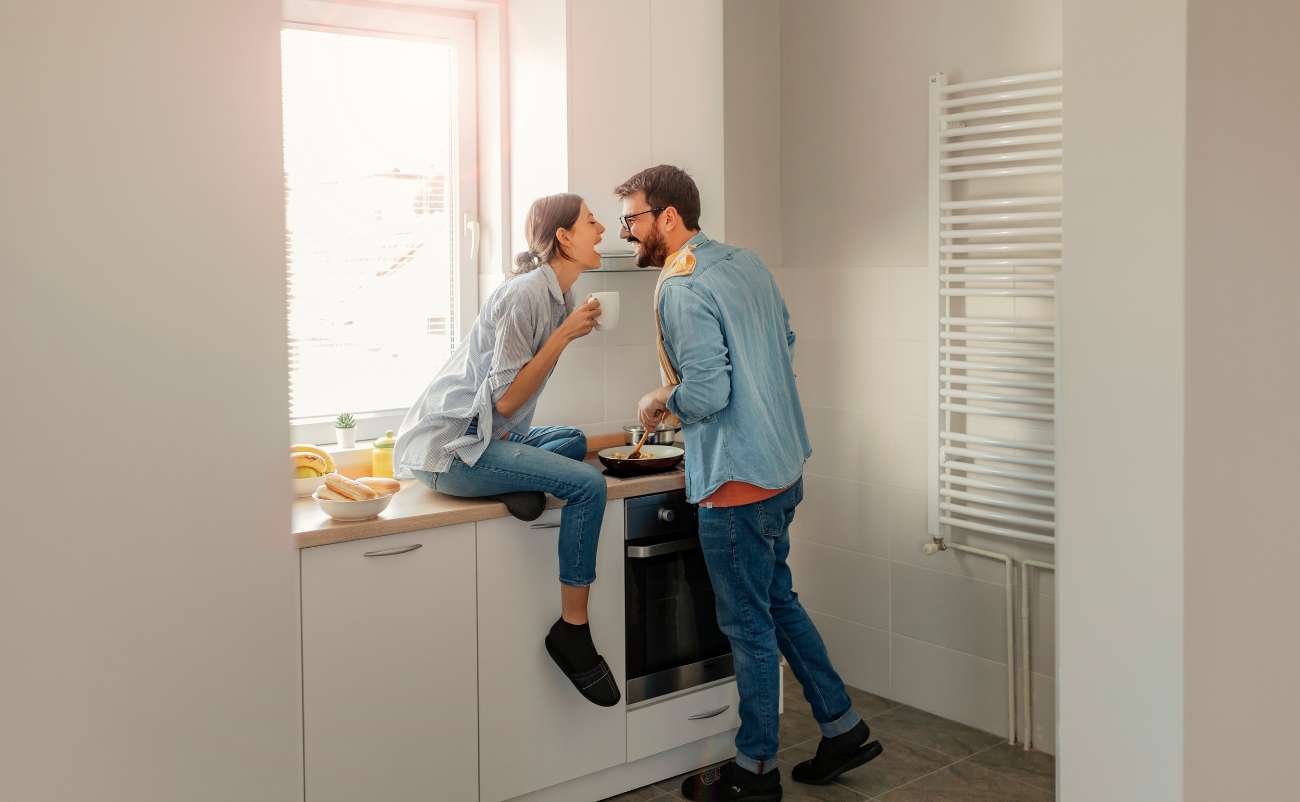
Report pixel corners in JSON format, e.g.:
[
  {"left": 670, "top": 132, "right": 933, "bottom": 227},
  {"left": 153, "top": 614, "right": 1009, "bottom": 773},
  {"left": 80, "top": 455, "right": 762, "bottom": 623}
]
[{"left": 616, "top": 165, "right": 882, "bottom": 802}]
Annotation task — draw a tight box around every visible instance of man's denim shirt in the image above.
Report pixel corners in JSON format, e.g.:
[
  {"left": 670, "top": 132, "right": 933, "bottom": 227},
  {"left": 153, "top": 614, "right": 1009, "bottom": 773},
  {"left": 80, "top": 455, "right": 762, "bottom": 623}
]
[{"left": 659, "top": 233, "right": 812, "bottom": 503}]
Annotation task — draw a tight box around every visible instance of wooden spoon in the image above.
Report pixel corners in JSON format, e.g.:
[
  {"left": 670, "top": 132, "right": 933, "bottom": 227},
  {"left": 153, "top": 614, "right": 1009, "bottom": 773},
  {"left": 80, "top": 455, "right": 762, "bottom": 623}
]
[{"left": 627, "top": 426, "right": 654, "bottom": 460}]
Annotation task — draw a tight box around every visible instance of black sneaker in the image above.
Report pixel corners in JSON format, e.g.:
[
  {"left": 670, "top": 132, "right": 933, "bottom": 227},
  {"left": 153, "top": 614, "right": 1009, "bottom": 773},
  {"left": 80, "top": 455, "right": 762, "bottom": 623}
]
[
  {"left": 680, "top": 761, "right": 782, "bottom": 801},
  {"left": 790, "top": 720, "right": 883, "bottom": 785}
]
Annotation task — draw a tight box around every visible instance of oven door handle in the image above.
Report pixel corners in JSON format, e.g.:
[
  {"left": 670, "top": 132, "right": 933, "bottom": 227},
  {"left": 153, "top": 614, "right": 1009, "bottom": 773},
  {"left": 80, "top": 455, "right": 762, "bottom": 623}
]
[{"left": 626, "top": 537, "right": 700, "bottom": 559}]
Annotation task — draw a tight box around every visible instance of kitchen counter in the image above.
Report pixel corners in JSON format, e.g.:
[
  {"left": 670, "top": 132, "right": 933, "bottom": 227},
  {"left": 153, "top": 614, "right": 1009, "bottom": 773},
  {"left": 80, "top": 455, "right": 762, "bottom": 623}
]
[{"left": 293, "top": 458, "right": 685, "bottom": 549}]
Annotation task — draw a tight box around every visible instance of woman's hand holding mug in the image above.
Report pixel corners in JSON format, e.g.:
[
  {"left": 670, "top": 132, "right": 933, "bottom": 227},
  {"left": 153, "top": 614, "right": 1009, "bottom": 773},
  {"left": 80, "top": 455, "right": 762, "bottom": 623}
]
[{"left": 558, "top": 298, "right": 602, "bottom": 342}]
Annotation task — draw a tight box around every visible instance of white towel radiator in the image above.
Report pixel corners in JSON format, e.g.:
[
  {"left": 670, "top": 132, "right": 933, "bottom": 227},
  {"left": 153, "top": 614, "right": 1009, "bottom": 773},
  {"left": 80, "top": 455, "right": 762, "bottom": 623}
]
[{"left": 926, "top": 69, "right": 1063, "bottom": 548}]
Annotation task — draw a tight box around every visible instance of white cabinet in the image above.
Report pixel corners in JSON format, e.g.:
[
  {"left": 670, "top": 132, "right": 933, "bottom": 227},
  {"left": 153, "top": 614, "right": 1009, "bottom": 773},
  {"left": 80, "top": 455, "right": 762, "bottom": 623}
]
[
  {"left": 301, "top": 526, "right": 478, "bottom": 802},
  {"left": 476, "top": 503, "right": 627, "bottom": 802}
]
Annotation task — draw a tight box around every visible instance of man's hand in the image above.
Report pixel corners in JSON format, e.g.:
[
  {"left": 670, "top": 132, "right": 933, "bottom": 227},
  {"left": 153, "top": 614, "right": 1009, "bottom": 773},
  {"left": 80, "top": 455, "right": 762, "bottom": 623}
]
[{"left": 638, "top": 386, "right": 672, "bottom": 431}]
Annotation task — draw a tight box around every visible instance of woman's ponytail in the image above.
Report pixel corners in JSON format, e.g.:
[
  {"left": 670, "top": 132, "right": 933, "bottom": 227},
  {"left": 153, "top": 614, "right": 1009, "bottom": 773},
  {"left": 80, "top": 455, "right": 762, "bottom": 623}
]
[{"left": 510, "top": 193, "right": 584, "bottom": 276}]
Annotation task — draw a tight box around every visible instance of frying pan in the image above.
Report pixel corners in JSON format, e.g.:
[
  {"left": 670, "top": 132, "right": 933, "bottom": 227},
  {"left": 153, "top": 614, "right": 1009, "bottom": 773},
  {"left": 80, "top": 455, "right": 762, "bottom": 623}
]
[{"left": 596, "top": 444, "right": 684, "bottom": 477}]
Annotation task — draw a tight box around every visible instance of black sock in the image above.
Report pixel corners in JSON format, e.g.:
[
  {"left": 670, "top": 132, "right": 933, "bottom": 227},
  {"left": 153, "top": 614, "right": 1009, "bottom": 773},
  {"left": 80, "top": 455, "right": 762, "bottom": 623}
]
[{"left": 547, "top": 618, "right": 599, "bottom": 673}]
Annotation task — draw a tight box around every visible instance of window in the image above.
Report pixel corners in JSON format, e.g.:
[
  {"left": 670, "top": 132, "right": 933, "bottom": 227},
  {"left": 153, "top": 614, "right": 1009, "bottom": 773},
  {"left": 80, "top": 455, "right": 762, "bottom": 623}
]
[{"left": 282, "top": 0, "right": 477, "bottom": 444}]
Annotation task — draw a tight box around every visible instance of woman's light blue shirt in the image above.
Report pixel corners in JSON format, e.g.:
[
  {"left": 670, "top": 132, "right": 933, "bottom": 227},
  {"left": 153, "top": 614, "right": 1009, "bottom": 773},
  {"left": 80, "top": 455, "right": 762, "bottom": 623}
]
[{"left": 393, "top": 264, "right": 574, "bottom": 477}]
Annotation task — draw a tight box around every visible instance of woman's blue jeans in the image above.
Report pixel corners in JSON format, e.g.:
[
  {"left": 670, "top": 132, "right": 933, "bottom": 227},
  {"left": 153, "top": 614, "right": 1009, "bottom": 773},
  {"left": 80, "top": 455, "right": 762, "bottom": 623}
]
[{"left": 413, "top": 426, "right": 607, "bottom": 587}]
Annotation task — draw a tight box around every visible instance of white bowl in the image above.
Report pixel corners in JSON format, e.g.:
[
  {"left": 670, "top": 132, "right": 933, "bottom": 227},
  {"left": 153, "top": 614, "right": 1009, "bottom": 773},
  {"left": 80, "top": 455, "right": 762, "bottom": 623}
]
[
  {"left": 293, "top": 475, "right": 326, "bottom": 497},
  {"left": 313, "top": 489, "right": 394, "bottom": 521}
]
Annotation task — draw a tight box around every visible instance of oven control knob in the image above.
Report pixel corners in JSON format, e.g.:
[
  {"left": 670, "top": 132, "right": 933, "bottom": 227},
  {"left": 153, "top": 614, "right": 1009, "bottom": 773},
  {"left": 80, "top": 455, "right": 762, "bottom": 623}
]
[{"left": 657, "top": 508, "right": 677, "bottom": 523}]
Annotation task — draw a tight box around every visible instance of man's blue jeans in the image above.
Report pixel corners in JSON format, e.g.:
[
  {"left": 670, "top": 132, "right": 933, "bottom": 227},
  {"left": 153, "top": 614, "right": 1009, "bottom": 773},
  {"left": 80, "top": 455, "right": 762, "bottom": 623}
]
[
  {"left": 413, "top": 426, "right": 607, "bottom": 586},
  {"left": 698, "top": 478, "right": 862, "bottom": 775}
]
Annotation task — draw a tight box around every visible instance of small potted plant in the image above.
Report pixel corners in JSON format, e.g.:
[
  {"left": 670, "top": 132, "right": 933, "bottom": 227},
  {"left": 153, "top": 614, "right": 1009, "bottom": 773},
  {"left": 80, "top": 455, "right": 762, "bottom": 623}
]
[{"left": 334, "top": 412, "right": 357, "bottom": 448}]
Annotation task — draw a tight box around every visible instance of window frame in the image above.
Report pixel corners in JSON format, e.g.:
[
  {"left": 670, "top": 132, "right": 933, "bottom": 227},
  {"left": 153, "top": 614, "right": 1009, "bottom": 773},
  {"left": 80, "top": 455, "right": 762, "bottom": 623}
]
[{"left": 282, "top": 0, "right": 479, "bottom": 446}]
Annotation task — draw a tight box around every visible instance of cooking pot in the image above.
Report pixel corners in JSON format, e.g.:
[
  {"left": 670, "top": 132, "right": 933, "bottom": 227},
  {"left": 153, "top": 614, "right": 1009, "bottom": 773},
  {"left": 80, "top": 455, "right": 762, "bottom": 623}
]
[{"left": 623, "top": 423, "right": 679, "bottom": 446}]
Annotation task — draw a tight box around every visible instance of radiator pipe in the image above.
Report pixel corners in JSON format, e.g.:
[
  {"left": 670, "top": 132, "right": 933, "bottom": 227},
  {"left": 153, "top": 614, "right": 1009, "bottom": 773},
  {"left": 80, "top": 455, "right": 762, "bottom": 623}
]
[
  {"left": 1020, "top": 559, "right": 1056, "bottom": 751},
  {"left": 923, "top": 537, "right": 1017, "bottom": 745}
]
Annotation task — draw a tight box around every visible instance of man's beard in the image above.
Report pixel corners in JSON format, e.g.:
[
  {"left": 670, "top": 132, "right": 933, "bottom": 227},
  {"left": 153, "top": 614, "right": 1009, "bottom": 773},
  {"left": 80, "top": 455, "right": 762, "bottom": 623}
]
[{"left": 632, "top": 228, "right": 671, "bottom": 268}]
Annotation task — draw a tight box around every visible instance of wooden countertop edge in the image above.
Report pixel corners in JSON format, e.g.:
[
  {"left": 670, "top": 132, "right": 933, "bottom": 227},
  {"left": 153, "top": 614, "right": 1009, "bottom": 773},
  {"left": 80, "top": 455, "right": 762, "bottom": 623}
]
[{"left": 293, "top": 461, "right": 685, "bottom": 549}]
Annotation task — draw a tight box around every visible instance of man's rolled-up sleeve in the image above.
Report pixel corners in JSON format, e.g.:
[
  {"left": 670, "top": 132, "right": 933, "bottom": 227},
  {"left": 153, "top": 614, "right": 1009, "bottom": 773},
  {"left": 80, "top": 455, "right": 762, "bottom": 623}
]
[{"left": 660, "top": 283, "right": 732, "bottom": 423}]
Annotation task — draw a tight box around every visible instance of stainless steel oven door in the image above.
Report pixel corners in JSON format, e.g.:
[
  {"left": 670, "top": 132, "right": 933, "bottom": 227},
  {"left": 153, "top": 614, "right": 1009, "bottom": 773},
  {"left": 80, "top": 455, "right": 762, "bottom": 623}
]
[{"left": 624, "top": 532, "right": 734, "bottom": 704}]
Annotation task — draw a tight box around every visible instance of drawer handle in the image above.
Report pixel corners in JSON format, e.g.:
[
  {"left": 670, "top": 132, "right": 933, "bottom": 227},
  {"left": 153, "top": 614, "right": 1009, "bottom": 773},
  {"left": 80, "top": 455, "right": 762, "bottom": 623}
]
[
  {"left": 688, "top": 705, "right": 730, "bottom": 721},
  {"left": 362, "top": 543, "right": 423, "bottom": 558},
  {"left": 529, "top": 522, "right": 561, "bottom": 529}
]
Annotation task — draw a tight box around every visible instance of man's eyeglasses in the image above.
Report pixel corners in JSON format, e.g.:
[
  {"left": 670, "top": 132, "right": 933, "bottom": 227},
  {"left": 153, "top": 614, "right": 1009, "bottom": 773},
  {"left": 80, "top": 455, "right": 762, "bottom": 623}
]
[{"left": 618, "top": 207, "right": 664, "bottom": 231}]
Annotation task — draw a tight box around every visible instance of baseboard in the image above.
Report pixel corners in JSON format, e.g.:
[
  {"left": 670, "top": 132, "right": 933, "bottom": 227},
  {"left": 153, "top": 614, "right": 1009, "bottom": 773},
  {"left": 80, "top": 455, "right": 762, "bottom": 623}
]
[{"left": 505, "top": 729, "right": 738, "bottom": 802}]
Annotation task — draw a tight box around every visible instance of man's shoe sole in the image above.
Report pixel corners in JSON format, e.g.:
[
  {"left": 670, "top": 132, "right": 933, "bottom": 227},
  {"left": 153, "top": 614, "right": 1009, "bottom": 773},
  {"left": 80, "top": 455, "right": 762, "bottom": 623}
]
[{"left": 794, "top": 740, "right": 884, "bottom": 785}]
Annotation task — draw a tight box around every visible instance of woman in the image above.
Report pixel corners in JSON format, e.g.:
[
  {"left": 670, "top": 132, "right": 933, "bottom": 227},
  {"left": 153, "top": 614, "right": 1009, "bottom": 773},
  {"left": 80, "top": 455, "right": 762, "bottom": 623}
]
[{"left": 392, "top": 193, "right": 619, "bottom": 707}]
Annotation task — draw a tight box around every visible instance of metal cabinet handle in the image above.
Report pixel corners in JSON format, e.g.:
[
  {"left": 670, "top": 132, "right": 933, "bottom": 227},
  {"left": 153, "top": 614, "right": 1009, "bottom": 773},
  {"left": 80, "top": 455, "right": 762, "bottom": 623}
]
[
  {"left": 626, "top": 538, "right": 700, "bottom": 559},
  {"left": 362, "top": 543, "right": 423, "bottom": 558},
  {"left": 529, "top": 522, "right": 561, "bottom": 530},
  {"left": 688, "top": 705, "right": 730, "bottom": 721}
]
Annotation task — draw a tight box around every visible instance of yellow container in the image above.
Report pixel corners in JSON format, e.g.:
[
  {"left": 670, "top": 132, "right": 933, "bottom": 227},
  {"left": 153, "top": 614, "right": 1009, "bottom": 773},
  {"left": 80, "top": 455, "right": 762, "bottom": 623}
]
[{"left": 371, "top": 430, "right": 396, "bottom": 478}]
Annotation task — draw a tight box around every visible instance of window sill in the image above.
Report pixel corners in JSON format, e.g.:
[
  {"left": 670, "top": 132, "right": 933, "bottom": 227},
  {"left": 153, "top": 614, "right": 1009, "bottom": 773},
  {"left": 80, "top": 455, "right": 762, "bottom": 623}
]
[{"left": 307, "top": 440, "right": 381, "bottom": 477}]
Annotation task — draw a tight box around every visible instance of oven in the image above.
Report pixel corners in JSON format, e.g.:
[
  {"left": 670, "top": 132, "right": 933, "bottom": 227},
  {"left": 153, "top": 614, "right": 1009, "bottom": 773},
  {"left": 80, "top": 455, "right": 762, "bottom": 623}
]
[{"left": 624, "top": 491, "right": 734, "bottom": 704}]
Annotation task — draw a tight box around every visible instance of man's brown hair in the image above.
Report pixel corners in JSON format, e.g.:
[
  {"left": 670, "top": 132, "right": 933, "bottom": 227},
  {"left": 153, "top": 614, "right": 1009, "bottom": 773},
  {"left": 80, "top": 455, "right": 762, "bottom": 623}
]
[{"left": 613, "top": 165, "right": 701, "bottom": 231}]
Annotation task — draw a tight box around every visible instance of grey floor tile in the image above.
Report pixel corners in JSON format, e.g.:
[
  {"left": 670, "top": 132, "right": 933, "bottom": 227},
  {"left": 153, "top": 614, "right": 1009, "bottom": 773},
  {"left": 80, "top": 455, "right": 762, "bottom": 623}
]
[
  {"left": 780, "top": 735, "right": 953, "bottom": 800},
  {"left": 867, "top": 706, "right": 1003, "bottom": 759},
  {"left": 877, "top": 760, "right": 1052, "bottom": 801},
  {"left": 600, "top": 784, "right": 669, "bottom": 801},
  {"left": 781, "top": 707, "right": 826, "bottom": 747},
  {"left": 966, "top": 743, "right": 1056, "bottom": 792}
]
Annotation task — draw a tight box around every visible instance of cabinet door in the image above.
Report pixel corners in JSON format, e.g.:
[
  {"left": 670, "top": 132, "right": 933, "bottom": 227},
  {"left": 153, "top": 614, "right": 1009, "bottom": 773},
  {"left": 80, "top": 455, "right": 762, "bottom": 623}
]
[
  {"left": 302, "top": 525, "right": 477, "bottom": 802},
  {"left": 477, "top": 503, "right": 626, "bottom": 802}
]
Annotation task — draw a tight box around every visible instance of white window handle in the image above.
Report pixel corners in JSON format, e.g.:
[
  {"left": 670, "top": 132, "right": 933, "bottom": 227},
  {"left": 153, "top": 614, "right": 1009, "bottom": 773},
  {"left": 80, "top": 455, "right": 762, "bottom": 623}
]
[{"left": 464, "top": 214, "right": 480, "bottom": 262}]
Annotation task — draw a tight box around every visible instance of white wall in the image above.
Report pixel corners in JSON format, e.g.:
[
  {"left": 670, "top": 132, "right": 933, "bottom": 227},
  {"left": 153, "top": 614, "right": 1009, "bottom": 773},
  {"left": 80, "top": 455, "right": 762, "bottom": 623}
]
[
  {"left": 0, "top": 4, "right": 302, "bottom": 802},
  {"left": 723, "top": 0, "right": 782, "bottom": 270},
  {"left": 509, "top": 0, "right": 569, "bottom": 261},
  {"left": 1184, "top": 0, "right": 1300, "bottom": 798},
  {"left": 774, "top": 0, "right": 1062, "bottom": 749},
  {"left": 1058, "top": 0, "right": 1187, "bottom": 799}
]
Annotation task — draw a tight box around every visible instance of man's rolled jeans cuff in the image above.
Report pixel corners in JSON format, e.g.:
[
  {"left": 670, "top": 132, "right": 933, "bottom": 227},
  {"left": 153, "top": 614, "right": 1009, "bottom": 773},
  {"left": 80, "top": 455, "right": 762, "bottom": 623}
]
[
  {"left": 734, "top": 751, "right": 779, "bottom": 776},
  {"left": 819, "top": 707, "right": 862, "bottom": 739},
  {"left": 559, "top": 575, "right": 595, "bottom": 588}
]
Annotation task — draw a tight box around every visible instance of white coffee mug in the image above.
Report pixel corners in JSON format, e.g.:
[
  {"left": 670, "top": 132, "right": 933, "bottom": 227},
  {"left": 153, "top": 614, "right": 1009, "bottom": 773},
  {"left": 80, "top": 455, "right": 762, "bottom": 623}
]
[{"left": 589, "top": 291, "right": 620, "bottom": 331}]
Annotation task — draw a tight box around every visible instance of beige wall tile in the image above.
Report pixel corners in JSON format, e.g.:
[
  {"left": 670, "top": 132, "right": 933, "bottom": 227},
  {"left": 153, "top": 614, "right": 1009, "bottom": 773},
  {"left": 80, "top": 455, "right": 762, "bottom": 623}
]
[
  {"left": 809, "top": 612, "right": 892, "bottom": 699},
  {"left": 891, "top": 563, "right": 1008, "bottom": 664},
  {"left": 789, "top": 541, "right": 890, "bottom": 630},
  {"left": 791, "top": 473, "right": 891, "bottom": 558},
  {"left": 891, "top": 633, "right": 1011, "bottom": 739},
  {"left": 534, "top": 348, "right": 605, "bottom": 427},
  {"left": 603, "top": 344, "right": 660, "bottom": 424}
]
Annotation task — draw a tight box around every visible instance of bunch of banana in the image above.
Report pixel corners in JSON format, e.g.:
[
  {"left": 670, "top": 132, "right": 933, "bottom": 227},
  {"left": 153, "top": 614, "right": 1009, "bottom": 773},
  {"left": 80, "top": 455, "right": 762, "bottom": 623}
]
[{"left": 291, "top": 444, "right": 336, "bottom": 478}]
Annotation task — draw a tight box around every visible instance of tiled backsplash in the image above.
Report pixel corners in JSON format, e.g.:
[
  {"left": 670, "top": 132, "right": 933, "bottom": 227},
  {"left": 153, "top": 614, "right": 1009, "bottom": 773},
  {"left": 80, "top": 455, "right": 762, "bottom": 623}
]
[{"left": 482, "top": 270, "right": 663, "bottom": 438}]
